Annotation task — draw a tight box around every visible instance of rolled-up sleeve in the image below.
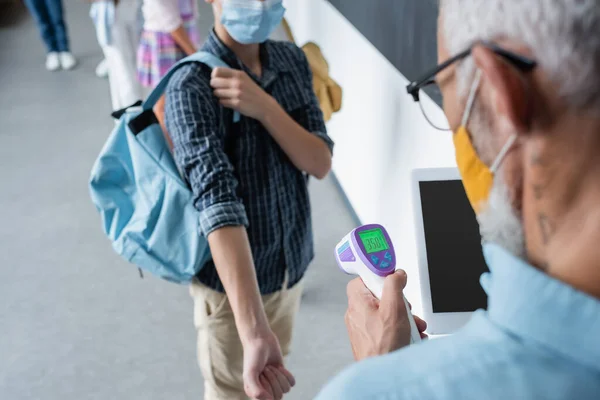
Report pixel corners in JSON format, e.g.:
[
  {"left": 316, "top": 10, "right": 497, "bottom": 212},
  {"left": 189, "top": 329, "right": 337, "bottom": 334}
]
[
  {"left": 165, "top": 64, "right": 248, "bottom": 237},
  {"left": 298, "top": 50, "right": 335, "bottom": 154}
]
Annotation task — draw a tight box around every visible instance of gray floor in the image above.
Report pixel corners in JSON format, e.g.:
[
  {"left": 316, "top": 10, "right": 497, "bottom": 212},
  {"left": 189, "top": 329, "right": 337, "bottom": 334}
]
[{"left": 0, "top": 2, "right": 356, "bottom": 399}]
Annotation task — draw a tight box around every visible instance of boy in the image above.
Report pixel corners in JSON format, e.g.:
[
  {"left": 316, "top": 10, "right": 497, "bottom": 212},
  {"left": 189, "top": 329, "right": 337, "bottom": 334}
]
[{"left": 164, "top": 1, "right": 333, "bottom": 399}]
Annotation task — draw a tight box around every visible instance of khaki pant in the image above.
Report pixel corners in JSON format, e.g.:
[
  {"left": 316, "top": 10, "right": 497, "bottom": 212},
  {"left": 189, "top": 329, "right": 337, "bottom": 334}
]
[{"left": 190, "top": 279, "right": 304, "bottom": 400}]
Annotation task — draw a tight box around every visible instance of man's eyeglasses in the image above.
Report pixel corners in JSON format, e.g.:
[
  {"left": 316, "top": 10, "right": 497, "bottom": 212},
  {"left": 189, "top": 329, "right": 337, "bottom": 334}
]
[{"left": 406, "top": 41, "right": 537, "bottom": 131}]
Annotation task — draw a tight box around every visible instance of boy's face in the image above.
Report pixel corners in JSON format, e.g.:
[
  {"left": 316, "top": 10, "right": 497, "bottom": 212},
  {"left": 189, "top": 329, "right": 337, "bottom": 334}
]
[
  {"left": 208, "top": 0, "right": 268, "bottom": 27},
  {"left": 207, "top": 0, "right": 268, "bottom": 18}
]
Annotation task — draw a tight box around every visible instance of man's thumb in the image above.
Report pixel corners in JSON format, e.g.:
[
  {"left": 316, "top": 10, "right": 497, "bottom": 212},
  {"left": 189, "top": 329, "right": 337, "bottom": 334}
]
[{"left": 380, "top": 270, "right": 408, "bottom": 312}]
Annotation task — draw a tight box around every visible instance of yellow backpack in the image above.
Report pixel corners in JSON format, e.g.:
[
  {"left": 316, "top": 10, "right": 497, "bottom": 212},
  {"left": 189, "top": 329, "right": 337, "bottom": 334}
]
[{"left": 281, "top": 19, "right": 342, "bottom": 122}]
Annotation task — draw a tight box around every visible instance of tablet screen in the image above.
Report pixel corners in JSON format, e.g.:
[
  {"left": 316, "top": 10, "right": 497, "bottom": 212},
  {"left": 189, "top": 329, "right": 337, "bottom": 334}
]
[{"left": 419, "top": 180, "right": 488, "bottom": 313}]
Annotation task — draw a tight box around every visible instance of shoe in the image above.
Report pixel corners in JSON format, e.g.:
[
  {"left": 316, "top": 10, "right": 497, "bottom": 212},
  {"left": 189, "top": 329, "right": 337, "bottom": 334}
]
[
  {"left": 95, "top": 58, "right": 109, "bottom": 78},
  {"left": 59, "top": 52, "right": 77, "bottom": 70},
  {"left": 45, "top": 52, "right": 60, "bottom": 71}
]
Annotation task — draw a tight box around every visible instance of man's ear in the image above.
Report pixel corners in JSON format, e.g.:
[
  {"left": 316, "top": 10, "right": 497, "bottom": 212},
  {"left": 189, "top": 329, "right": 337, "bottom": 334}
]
[{"left": 473, "top": 45, "right": 532, "bottom": 133}]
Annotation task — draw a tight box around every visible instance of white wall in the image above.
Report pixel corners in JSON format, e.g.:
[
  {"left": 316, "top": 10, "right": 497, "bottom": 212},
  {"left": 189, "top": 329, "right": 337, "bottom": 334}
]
[{"left": 285, "top": 0, "right": 457, "bottom": 313}]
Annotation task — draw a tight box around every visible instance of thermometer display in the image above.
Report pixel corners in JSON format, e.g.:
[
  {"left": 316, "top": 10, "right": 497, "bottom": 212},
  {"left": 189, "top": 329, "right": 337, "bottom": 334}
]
[
  {"left": 335, "top": 224, "right": 422, "bottom": 344},
  {"left": 358, "top": 228, "right": 389, "bottom": 254}
]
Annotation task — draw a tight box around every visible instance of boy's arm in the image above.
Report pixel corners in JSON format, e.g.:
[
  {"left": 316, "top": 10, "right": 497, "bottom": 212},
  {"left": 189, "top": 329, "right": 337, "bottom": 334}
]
[
  {"left": 165, "top": 66, "right": 294, "bottom": 400},
  {"left": 259, "top": 96, "right": 332, "bottom": 179},
  {"left": 210, "top": 52, "right": 334, "bottom": 179},
  {"left": 208, "top": 226, "right": 295, "bottom": 399}
]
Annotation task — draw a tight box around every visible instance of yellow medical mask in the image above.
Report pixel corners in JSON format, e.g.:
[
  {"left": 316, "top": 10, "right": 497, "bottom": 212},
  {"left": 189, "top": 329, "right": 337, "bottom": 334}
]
[{"left": 454, "top": 70, "right": 517, "bottom": 214}]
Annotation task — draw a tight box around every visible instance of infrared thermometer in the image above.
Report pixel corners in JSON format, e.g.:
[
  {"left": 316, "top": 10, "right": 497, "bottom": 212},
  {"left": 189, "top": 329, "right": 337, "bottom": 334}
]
[{"left": 335, "top": 224, "right": 421, "bottom": 344}]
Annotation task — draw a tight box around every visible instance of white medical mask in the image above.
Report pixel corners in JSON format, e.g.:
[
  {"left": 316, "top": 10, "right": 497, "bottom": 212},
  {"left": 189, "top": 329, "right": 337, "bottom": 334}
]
[{"left": 221, "top": 0, "right": 286, "bottom": 44}]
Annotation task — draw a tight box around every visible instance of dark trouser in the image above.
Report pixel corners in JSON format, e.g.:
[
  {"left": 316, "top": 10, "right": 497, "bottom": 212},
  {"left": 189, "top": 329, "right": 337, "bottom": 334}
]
[{"left": 24, "top": 0, "right": 70, "bottom": 53}]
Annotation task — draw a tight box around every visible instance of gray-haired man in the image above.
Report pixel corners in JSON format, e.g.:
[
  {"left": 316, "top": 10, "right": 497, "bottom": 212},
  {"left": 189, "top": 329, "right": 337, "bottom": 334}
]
[{"left": 318, "top": 1, "right": 600, "bottom": 398}]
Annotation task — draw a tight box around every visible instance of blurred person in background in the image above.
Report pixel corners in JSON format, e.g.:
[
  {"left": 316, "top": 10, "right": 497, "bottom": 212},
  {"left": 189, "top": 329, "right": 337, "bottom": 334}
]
[
  {"left": 90, "top": 0, "right": 143, "bottom": 110},
  {"left": 95, "top": 58, "right": 109, "bottom": 78},
  {"left": 137, "top": 0, "right": 199, "bottom": 90},
  {"left": 24, "top": 0, "right": 77, "bottom": 71}
]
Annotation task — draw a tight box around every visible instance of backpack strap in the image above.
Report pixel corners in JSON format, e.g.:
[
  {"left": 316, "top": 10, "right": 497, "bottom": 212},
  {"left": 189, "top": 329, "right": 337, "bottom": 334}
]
[
  {"left": 111, "top": 100, "right": 142, "bottom": 120},
  {"left": 143, "top": 51, "right": 241, "bottom": 123}
]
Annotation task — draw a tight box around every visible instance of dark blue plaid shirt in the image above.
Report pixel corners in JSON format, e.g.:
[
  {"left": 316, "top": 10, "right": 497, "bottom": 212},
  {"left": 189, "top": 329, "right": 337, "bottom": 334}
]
[{"left": 165, "top": 31, "right": 333, "bottom": 294}]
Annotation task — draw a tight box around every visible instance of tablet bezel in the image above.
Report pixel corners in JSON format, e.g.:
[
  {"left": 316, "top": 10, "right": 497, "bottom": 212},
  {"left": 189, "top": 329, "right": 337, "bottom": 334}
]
[{"left": 412, "top": 167, "right": 475, "bottom": 335}]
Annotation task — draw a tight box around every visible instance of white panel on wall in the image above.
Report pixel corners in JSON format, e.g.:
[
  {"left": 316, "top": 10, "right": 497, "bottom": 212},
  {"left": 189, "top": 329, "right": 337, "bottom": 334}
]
[{"left": 285, "top": 0, "right": 456, "bottom": 314}]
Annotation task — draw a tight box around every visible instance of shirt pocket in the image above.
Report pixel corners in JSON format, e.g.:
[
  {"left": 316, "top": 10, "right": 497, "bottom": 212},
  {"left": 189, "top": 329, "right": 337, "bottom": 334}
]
[{"left": 275, "top": 75, "right": 313, "bottom": 129}]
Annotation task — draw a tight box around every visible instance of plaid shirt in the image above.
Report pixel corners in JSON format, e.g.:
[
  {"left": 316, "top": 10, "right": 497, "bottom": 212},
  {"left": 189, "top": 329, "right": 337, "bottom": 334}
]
[{"left": 164, "top": 31, "right": 334, "bottom": 294}]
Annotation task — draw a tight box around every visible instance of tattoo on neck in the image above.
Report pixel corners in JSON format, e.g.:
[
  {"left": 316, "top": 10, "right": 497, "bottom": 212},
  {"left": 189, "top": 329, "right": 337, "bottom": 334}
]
[
  {"left": 531, "top": 151, "right": 547, "bottom": 167},
  {"left": 532, "top": 184, "right": 544, "bottom": 200},
  {"left": 538, "top": 213, "right": 554, "bottom": 245},
  {"left": 532, "top": 179, "right": 550, "bottom": 200}
]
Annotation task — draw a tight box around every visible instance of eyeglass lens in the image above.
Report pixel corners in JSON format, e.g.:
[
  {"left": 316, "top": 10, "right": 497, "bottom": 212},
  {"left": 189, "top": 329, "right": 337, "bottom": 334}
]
[{"left": 417, "top": 84, "right": 451, "bottom": 131}]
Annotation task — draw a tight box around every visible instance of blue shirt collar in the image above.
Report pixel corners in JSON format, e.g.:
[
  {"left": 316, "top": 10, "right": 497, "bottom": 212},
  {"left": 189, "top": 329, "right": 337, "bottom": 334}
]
[{"left": 482, "top": 243, "right": 600, "bottom": 372}]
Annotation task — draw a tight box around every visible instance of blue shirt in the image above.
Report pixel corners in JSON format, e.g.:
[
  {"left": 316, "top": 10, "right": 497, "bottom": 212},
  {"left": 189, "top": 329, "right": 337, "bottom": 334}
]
[
  {"left": 316, "top": 243, "right": 600, "bottom": 399},
  {"left": 164, "top": 31, "right": 333, "bottom": 294}
]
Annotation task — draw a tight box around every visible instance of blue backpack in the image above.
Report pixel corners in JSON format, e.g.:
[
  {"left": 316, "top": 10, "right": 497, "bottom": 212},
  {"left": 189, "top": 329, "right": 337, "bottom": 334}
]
[{"left": 89, "top": 52, "right": 239, "bottom": 284}]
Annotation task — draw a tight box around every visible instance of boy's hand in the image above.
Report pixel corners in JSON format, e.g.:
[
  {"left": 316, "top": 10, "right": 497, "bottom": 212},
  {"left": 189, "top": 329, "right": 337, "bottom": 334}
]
[
  {"left": 243, "top": 330, "right": 295, "bottom": 400},
  {"left": 211, "top": 67, "right": 273, "bottom": 121}
]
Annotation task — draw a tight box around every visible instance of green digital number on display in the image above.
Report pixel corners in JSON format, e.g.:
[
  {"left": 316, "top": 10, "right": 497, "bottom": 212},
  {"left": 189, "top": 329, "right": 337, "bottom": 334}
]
[{"left": 358, "top": 228, "right": 389, "bottom": 254}]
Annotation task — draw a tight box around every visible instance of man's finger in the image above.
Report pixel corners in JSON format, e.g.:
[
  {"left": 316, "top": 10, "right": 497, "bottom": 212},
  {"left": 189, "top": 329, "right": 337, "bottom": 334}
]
[
  {"left": 346, "top": 279, "right": 379, "bottom": 319},
  {"left": 346, "top": 277, "right": 376, "bottom": 301},
  {"left": 345, "top": 311, "right": 361, "bottom": 361},
  {"left": 380, "top": 270, "right": 408, "bottom": 312},
  {"left": 211, "top": 67, "right": 237, "bottom": 79},
  {"left": 414, "top": 315, "right": 428, "bottom": 333}
]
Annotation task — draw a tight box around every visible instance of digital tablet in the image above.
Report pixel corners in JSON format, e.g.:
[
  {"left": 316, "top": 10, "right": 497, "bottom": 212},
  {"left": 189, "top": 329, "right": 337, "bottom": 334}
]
[{"left": 412, "top": 168, "right": 489, "bottom": 335}]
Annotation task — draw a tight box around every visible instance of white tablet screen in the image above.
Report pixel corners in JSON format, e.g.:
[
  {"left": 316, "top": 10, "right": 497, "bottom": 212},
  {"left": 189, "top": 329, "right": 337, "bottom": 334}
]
[{"left": 418, "top": 180, "right": 488, "bottom": 313}]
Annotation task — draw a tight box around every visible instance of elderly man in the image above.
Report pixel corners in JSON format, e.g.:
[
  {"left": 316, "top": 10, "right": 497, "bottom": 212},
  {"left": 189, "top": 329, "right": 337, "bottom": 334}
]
[{"left": 317, "top": 1, "right": 600, "bottom": 399}]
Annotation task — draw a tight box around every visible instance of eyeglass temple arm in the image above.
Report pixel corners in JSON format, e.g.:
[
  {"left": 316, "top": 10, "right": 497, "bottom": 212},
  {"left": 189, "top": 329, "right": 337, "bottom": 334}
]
[
  {"left": 406, "top": 42, "right": 537, "bottom": 102},
  {"left": 480, "top": 41, "right": 537, "bottom": 71},
  {"left": 407, "top": 48, "right": 471, "bottom": 101}
]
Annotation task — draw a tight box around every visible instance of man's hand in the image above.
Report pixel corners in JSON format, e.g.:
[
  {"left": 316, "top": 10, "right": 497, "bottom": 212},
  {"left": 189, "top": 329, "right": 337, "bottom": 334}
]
[
  {"left": 345, "top": 270, "right": 428, "bottom": 361},
  {"left": 211, "top": 67, "right": 273, "bottom": 121},
  {"left": 243, "top": 331, "right": 295, "bottom": 400}
]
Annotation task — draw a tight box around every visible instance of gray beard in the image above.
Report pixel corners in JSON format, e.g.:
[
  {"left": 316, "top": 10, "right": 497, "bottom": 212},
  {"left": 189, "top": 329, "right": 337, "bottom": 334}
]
[{"left": 477, "top": 177, "right": 527, "bottom": 260}]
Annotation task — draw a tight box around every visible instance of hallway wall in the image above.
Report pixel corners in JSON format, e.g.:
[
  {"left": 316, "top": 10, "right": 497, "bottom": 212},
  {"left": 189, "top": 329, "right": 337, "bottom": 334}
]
[{"left": 284, "top": 0, "right": 456, "bottom": 313}]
